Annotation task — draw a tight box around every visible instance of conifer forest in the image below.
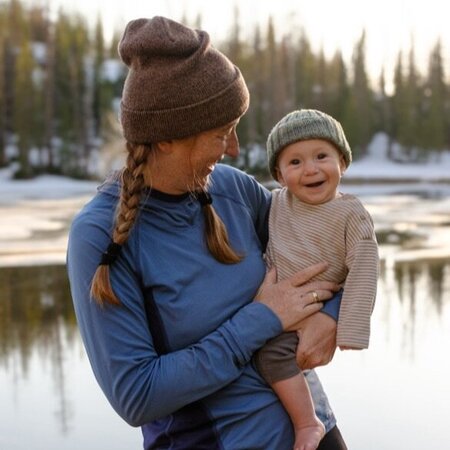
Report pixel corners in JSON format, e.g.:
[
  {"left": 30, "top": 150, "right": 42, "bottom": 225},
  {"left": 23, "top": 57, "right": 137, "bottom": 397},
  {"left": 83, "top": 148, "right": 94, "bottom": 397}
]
[{"left": 0, "top": 0, "right": 448, "bottom": 179}]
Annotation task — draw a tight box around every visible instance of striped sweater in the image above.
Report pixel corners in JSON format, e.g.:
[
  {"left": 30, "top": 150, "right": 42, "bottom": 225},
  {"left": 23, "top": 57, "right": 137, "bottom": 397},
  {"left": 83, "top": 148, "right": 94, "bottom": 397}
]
[{"left": 267, "top": 188, "right": 379, "bottom": 349}]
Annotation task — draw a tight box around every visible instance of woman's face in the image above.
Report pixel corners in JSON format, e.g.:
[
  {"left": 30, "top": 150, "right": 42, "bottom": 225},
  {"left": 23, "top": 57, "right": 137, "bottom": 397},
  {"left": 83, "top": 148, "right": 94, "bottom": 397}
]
[{"left": 177, "top": 120, "right": 240, "bottom": 191}]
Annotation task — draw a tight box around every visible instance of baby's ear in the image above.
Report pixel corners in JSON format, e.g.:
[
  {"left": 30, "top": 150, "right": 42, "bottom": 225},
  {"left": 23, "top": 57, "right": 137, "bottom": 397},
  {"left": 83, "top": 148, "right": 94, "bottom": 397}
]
[
  {"left": 275, "top": 167, "right": 286, "bottom": 186},
  {"left": 339, "top": 155, "right": 346, "bottom": 174}
]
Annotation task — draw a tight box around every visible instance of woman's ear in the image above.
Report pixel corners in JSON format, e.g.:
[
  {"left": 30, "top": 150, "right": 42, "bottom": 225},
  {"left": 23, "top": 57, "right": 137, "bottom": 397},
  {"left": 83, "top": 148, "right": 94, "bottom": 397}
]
[{"left": 155, "top": 140, "right": 174, "bottom": 154}]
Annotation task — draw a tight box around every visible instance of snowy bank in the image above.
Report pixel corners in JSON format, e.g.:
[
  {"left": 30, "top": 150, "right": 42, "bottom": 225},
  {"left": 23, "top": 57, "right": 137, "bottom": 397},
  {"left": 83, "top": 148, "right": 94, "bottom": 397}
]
[
  {"left": 345, "top": 133, "right": 450, "bottom": 182},
  {"left": 1, "top": 134, "right": 450, "bottom": 268},
  {"left": 0, "top": 166, "right": 98, "bottom": 204}
]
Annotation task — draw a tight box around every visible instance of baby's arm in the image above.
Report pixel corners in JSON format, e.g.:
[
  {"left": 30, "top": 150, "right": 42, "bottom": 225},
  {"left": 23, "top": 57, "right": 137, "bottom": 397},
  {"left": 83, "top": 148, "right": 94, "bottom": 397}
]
[{"left": 338, "top": 205, "right": 379, "bottom": 349}]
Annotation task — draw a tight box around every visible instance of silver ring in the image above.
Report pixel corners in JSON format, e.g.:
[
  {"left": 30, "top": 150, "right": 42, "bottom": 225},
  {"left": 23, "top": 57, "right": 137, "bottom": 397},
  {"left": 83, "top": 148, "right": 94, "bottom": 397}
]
[{"left": 311, "top": 291, "right": 319, "bottom": 303}]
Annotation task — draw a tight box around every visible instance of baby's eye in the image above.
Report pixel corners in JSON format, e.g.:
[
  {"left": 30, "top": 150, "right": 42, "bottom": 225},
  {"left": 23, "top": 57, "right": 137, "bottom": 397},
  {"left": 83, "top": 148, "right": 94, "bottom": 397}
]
[
  {"left": 317, "top": 153, "right": 328, "bottom": 160},
  {"left": 290, "top": 159, "right": 300, "bottom": 165}
]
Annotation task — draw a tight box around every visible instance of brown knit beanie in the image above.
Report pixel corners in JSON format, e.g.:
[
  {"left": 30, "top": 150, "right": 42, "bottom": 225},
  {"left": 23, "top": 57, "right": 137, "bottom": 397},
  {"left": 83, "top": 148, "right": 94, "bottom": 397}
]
[
  {"left": 118, "top": 17, "right": 250, "bottom": 143},
  {"left": 267, "top": 109, "right": 352, "bottom": 180}
]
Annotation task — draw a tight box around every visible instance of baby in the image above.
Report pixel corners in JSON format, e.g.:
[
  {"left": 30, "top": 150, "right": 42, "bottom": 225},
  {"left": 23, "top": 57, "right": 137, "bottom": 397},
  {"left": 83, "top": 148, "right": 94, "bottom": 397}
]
[{"left": 256, "top": 109, "right": 379, "bottom": 450}]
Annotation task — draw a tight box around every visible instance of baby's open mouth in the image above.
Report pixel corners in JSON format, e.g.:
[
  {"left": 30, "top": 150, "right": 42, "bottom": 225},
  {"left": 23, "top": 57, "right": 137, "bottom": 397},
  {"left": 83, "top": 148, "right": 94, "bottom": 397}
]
[{"left": 305, "top": 181, "right": 324, "bottom": 188}]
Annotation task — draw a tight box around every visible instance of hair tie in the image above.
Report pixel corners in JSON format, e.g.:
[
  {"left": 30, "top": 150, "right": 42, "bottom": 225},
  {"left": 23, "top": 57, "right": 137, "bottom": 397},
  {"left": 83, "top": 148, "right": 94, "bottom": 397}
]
[
  {"left": 196, "top": 191, "right": 213, "bottom": 207},
  {"left": 99, "top": 242, "right": 122, "bottom": 266}
]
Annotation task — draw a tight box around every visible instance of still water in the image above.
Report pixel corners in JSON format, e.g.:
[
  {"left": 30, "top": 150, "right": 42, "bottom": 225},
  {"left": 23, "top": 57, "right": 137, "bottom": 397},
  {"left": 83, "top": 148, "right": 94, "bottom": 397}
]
[
  {"left": 0, "top": 265, "right": 142, "bottom": 450},
  {"left": 1, "top": 189, "right": 450, "bottom": 450}
]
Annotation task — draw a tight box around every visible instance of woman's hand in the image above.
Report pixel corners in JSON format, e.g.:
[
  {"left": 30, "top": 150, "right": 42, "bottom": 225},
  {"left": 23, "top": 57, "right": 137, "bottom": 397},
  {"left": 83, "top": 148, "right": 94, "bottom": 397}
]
[
  {"left": 296, "top": 313, "right": 337, "bottom": 369},
  {"left": 254, "top": 262, "right": 339, "bottom": 332}
]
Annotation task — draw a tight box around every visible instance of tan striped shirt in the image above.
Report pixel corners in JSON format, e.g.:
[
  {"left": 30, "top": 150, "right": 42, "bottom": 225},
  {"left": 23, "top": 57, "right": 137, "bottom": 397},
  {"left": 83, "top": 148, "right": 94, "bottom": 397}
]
[{"left": 267, "top": 188, "right": 379, "bottom": 349}]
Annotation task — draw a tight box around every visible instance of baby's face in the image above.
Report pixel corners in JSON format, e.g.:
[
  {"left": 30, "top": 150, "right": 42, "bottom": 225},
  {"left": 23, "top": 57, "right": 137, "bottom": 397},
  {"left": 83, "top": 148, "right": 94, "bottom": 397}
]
[{"left": 276, "top": 139, "right": 346, "bottom": 205}]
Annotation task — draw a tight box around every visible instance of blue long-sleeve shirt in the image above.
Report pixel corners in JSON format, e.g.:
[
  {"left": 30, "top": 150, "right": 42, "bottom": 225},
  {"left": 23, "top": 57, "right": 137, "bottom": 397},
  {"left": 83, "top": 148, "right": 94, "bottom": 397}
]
[{"left": 67, "top": 164, "right": 336, "bottom": 449}]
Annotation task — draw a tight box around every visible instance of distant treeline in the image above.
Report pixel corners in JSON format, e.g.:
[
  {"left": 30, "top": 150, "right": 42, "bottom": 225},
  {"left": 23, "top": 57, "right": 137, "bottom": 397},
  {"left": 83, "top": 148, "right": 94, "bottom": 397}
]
[{"left": 0, "top": 1, "right": 448, "bottom": 179}]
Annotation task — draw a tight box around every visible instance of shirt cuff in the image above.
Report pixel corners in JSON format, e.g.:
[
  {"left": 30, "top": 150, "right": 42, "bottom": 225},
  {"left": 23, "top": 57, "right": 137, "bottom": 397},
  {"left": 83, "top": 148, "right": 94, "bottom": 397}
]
[{"left": 320, "top": 289, "right": 343, "bottom": 321}]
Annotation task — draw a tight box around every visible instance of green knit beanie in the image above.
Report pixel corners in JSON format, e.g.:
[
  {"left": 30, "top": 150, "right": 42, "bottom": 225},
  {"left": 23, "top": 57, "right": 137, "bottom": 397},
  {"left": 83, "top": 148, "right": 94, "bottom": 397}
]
[{"left": 266, "top": 109, "right": 352, "bottom": 180}]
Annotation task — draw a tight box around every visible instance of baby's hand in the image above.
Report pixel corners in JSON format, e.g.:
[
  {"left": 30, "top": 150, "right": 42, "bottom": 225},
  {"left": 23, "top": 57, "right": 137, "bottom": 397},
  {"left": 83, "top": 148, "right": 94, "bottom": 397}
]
[{"left": 339, "top": 346, "right": 362, "bottom": 351}]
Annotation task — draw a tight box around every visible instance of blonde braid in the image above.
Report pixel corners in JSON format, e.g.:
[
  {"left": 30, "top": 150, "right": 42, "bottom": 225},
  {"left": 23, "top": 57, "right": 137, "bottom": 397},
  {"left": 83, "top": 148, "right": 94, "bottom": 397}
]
[
  {"left": 90, "top": 143, "right": 152, "bottom": 305},
  {"left": 196, "top": 191, "right": 243, "bottom": 264}
]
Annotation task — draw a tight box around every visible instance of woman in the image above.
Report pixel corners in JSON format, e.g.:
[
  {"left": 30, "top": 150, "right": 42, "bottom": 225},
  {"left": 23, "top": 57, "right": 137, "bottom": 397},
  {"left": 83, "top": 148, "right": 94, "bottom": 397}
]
[{"left": 67, "top": 17, "right": 346, "bottom": 449}]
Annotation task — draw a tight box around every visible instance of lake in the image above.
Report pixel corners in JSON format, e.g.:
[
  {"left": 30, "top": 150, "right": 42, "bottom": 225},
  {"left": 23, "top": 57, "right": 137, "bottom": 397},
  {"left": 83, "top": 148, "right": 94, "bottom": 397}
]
[{"left": 1, "top": 184, "right": 449, "bottom": 449}]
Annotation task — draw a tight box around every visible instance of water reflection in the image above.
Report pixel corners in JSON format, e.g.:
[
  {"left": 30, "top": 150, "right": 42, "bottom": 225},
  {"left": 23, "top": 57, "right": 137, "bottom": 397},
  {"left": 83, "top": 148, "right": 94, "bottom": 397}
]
[
  {"left": 318, "top": 257, "right": 450, "bottom": 450},
  {"left": 0, "top": 265, "right": 77, "bottom": 435},
  {"left": 0, "top": 259, "right": 449, "bottom": 449},
  {"left": 393, "top": 260, "right": 448, "bottom": 313},
  {"left": 383, "top": 259, "right": 449, "bottom": 362},
  {"left": 0, "top": 266, "right": 142, "bottom": 450}
]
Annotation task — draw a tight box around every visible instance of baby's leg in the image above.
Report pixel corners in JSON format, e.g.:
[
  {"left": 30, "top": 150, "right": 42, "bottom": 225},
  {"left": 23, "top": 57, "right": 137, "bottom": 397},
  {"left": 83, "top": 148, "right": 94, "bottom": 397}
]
[{"left": 272, "top": 373, "right": 325, "bottom": 450}]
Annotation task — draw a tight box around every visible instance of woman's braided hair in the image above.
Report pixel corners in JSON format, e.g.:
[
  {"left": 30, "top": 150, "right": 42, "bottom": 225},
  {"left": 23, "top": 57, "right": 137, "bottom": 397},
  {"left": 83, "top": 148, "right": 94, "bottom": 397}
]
[
  {"left": 91, "top": 143, "right": 242, "bottom": 306},
  {"left": 90, "top": 143, "right": 150, "bottom": 305}
]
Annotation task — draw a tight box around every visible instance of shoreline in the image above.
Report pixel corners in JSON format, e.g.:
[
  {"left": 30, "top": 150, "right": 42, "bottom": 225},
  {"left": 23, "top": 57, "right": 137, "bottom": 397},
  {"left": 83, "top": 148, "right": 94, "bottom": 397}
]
[
  {"left": 1, "top": 175, "right": 450, "bottom": 269},
  {"left": 0, "top": 183, "right": 450, "bottom": 269}
]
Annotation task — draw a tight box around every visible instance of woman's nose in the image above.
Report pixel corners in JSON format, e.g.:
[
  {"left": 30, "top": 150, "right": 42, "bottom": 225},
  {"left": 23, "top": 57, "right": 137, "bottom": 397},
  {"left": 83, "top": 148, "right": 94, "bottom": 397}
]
[{"left": 225, "top": 131, "right": 240, "bottom": 158}]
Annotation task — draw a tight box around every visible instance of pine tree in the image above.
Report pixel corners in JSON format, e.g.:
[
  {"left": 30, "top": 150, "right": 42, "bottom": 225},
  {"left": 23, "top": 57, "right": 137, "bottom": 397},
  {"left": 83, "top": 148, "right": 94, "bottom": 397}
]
[
  {"left": 248, "top": 24, "right": 265, "bottom": 145},
  {"left": 312, "top": 47, "right": 327, "bottom": 111},
  {"left": 263, "top": 17, "right": 279, "bottom": 134},
  {"left": 0, "top": 6, "right": 6, "bottom": 167},
  {"left": 326, "top": 50, "right": 350, "bottom": 122},
  {"left": 294, "top": 30, "right": 315, "bottom": 108},
  {"left": 43, "top": 18, "right": 56, "bottom": 170},
  {"left": 74, "top": 16, "right": 92, "bottom": 174},
  {"left": 403, "top": 46, "right": 422, "bottom": 156},
  {"left": 391, "top": 46, "right": 423, "bottom": 159},
  {"left": 92, "top": 15, "right": 105, "bottom": 137},
  {"left": 375, "top": 67, "right": 393, "bottom": 158},
  {"left": 28, "top": 4, "right": 51, "bottom": 169},
  {"left": 54, "top": 11, "right": 91, "bottom": 176},
  {"left": 109, "top": 29, "right": 121, "bottom": 58},
  {"left": 14, "top": 37, "right": 35, "bottom": 177},
  {"left": 54, "top": 11, "right": 75, "bottom": 161},
  {"left": 421, "top": 39, "right": 447, "bottom": 154},
  {"left": 325, "top": 49, "right": 355, "bottom": 155},
  {"left": 391, "top": 52, "right": 404, "bottom": 152},
  {"left": 348, "top": 31, "right": 374, "bottom": 157},
  {"left": 4, "top": 0, "right": 29, "bottom": 169},
  {"left": 225, "top": 5, "right": 250, "bottom": 159},
  {"left": 275, "top": 35, "right": 295, "bottom": 119}
]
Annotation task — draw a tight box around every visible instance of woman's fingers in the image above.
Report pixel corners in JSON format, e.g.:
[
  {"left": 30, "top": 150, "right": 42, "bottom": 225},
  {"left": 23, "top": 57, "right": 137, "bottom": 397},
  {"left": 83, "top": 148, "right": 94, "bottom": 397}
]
[
  {"left": 304, "top": 288, "right": 336, "bottom": 304},
  {"left": 254, "top": 263, "right": 340, "bottom": 331},
  {"left": 296, "top": 314, "right": 337, "bottom": 369},
  {"left": 284, "top": 301, "right": 324, "bottom": 331},
  {"left": 288, "top": 262, "right": 328, "bottom": 287}
]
